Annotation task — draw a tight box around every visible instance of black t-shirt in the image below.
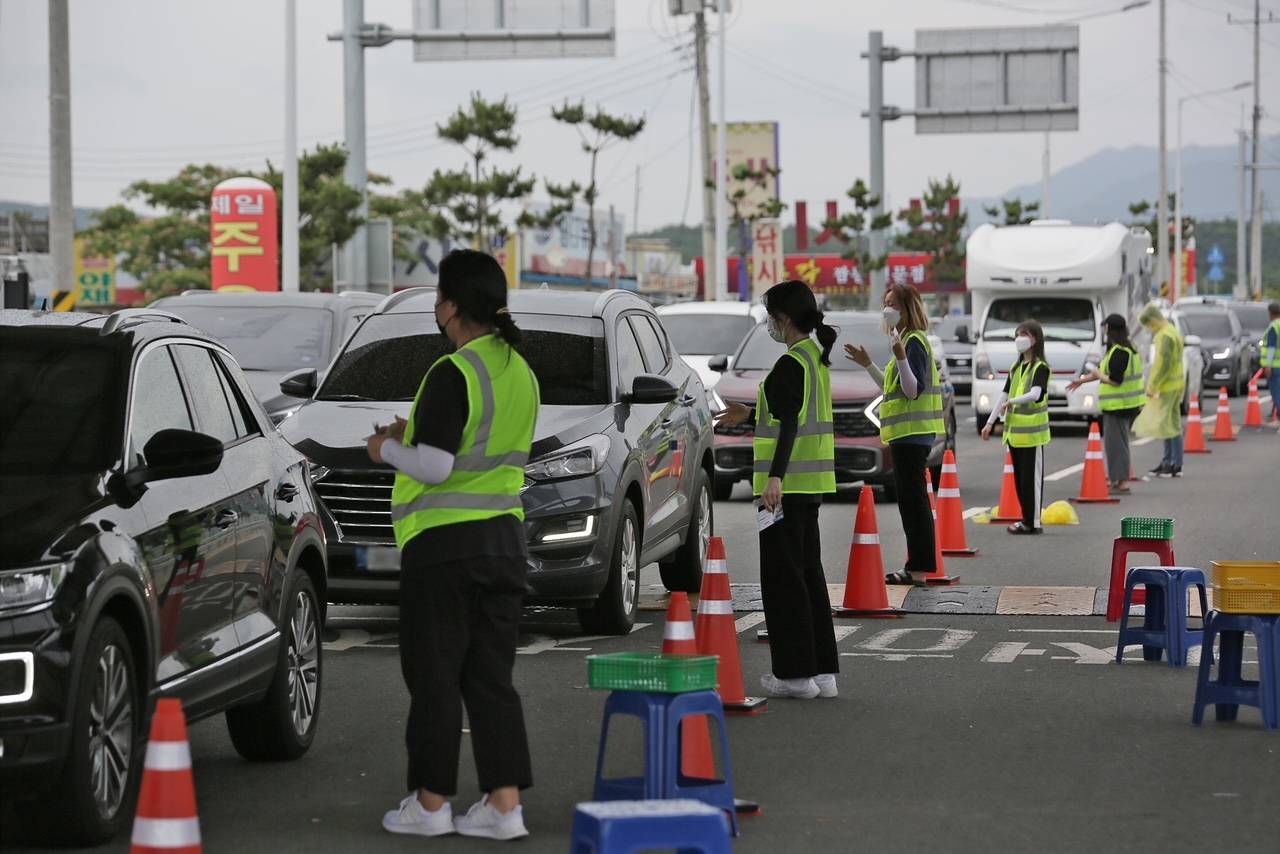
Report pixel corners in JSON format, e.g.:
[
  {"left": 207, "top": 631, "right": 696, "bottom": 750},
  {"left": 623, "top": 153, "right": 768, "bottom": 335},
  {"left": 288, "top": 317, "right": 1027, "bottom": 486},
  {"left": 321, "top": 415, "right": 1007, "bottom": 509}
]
[
  {"left": 404, "top": 359, "right": 527, "bottom": 563},
  {"left": 1002, "top": 361, "right": 1051, "bottom": 401},
  {"left": 1105, "top": 348, "right": 1130, "bottom": 385}
]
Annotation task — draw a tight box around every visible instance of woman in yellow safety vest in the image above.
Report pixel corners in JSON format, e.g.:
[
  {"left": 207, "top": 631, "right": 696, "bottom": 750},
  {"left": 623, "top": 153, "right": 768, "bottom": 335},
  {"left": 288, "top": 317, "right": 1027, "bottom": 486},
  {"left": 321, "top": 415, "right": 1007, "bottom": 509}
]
[
  {"left": 1134, "top": 302, "right": 1186, "bottom": 477},
  {"left": 715, "top": 280, "right": 840, "bottom": 700},
  {"left": 845, "top": 282, "right": 945, "bottom": 581},
  {"left": 366, "top": 249, "right": 538, "bottom": 841},
  {"left": 1067, "top": 313, "right": 1144, "bottom": 493},
  {"left": 981, "top": 319, "right": 1051, "bottom": 534}
]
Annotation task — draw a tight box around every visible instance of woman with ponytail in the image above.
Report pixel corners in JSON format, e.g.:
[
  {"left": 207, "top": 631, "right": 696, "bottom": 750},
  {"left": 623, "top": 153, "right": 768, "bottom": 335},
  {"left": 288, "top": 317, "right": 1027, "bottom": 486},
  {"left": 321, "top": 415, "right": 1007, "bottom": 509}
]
[
  {"left": 715, "top": 280, "right": 839, "bottom": 700},
  {"left": 367, "top": 249, "right": 539, "bottom": 840},
  {"left": 845, "top": 282, "right": 945, "bottom": 583}
]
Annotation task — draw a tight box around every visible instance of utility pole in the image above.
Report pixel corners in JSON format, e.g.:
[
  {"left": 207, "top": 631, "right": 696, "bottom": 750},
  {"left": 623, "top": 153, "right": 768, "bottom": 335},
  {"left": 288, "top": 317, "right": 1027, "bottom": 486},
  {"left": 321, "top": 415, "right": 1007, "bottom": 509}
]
[
  {"left": 1229, "top": 1, "right": 1277, "bottom": 299},
  {"left": 283, "top": 0, "right": 300, "bottom": 292},
  {"left": 714, "top": 0, "right": 728, "bottom": 301},
  {"left": 693, "top": 10, "right": 717, "bottom": 300},
  {"left": 1042, "top": 132, "right": 1052, "bottom": 218},
  {"left": 1156, "top": 0, "right": 1169, "bottom": 298},
  {"left": 48, "top": 0, "right": 73, "bottom": 300},
  {"left": 342, "top": 0, "right": 368, "bottom": 291},
  {"left": 1237, "top": 128, "right": 1248, "bottom": 299},
  {"left": 862, "top": 31, "right": 902, "bottom": 294}
]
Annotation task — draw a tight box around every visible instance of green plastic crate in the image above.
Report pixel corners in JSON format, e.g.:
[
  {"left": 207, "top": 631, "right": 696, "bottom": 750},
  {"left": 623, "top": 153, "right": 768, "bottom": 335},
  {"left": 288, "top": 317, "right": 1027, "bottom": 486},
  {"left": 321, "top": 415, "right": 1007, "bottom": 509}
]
[
  {"left": 586, "top": 652, "right": 719, "bottom": 693},
  {"left": 1121, "top": 517, "right": 1175, "bottom": 540}
]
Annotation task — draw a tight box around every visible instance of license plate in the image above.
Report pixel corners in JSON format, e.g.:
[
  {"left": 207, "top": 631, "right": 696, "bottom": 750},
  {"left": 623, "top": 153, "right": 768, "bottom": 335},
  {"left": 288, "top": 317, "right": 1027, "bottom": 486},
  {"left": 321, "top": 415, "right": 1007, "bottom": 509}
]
[{"left": 356, "top": 546, "right": 401, "bottom": 572}]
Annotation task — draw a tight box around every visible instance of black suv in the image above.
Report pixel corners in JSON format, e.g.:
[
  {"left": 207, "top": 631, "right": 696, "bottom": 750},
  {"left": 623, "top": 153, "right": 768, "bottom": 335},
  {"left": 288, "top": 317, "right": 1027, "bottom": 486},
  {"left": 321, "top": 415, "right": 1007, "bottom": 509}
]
[
  {"left": 277, "top": 288, "right": 715, "bottom": 635},
  {"left": 151, "top": 289, "right": 384, "bottom": 423},
  {"left": 0, "top": 309, "right": 327, "bottom": 845}
]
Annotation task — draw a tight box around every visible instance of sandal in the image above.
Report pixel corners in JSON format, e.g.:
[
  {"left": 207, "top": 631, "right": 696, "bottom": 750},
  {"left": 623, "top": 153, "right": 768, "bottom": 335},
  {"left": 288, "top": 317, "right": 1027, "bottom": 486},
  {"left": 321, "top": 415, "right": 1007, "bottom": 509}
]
[{"left": 885, "top": 569, "right": 916, "bottom": 585}]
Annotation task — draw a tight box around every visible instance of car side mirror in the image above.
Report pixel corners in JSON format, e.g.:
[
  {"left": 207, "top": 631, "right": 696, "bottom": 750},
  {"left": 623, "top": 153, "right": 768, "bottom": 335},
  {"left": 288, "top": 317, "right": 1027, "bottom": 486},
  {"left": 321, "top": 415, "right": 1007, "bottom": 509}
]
[
  {"left": 125, "top": 429, "right": 224, "bottom": 489},
  {"left": 1184, "top": 334, "right": 1202, "bottom": 347},
  {"left": 280, "top": 368, "right": 318, "bottom": 398},
  {"left": 624, "top": 373, "right": 679, "bottom": 404},
  {"left": 708, "top": 354, "right": 729, "bottom": 373},
  {"left": 955, "top": 325, "right": 970, "bottom": 344}
]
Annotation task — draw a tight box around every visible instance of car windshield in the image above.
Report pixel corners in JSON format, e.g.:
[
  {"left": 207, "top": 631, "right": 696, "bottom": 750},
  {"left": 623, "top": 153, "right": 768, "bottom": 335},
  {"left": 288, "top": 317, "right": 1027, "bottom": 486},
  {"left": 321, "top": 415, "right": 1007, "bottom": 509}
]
[
  {"left": 661, "top": 313, "right": 755, "bottom": 356},
  {"left": 932, "top": 315, "right": 971, "bottom": 341},
  {"left": 0, "top": 329, "right": 125, "bottom": 475},
  {"left": 983, "top": 298, "right": 1095, "bottom": 342},
  {"left": 319, "top": 313, "right": 609, "bottom": 405},
  {"left": 1229, "top": 305, "right": 1269, "bottom": 336},
  {"left": 162, "top": 305, "right": 331, "bottom": 371},
  {"left": 1183, "top": 311, "right": 1233, "bottom": 339},
  {"left": 733, "top": 317, "right": 892, "bottom": 371}
]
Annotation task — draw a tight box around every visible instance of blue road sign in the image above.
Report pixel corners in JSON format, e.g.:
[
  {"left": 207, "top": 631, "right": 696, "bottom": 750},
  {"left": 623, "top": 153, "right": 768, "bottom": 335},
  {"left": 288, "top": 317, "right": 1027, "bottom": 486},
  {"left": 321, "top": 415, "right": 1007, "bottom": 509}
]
[
  {"left": 1208, "top": 264, "right": 1224, "bottom": 283},
  {"left": 1206, "top": 244, "right": 1225, "bottom": 266}
]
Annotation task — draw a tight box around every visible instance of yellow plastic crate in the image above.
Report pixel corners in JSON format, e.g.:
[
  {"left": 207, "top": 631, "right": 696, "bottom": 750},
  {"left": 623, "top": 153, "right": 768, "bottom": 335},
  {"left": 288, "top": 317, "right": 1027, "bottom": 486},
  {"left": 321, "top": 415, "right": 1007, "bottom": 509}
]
[{"left": 1211, "top": 561, "right": 1280, "bottom": 615}]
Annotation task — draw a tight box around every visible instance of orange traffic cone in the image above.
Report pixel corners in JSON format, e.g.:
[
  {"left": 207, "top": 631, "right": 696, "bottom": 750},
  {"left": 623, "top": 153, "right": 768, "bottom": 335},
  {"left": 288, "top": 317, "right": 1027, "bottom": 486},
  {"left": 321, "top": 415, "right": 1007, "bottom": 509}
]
[
  {"left": 989, "top": 450, "right": 1024, "bottom": 523},
  {"left": 1070, "top": 422, "right": 1120, "bottom": 504},
  {"left": 662, "top": 592, "right": 716, "bottom": 780},
  {"left": 696, "top": 537, "right": 766, "bottom": 714},
  {"left": 936, "top": 450, "right": 978, "bottom": 556},
  {"left": 833, "top": 485, "right": 904, "bottom": 618},
  {"left": 1209, "top": 386, "right": 1237, "bottom": 441},
  {"left": 1244, "top": 372, "right": 1264, "bottom": 428},
  {"left": 923, "top": 470, "right": 959, "bottom": 585},
  {"left": 1185, "top": 394, "right": 1211, "bottom": 453},
  {"left": 132, "top": 699, "right": 201, "bottom": 854}
]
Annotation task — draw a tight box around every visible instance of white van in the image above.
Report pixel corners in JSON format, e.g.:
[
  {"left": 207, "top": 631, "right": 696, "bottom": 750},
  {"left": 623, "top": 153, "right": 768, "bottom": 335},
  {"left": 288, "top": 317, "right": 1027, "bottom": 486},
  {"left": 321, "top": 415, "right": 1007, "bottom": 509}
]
[{"left": 967, "top": 221, "right": 1153, "bottom": 431}]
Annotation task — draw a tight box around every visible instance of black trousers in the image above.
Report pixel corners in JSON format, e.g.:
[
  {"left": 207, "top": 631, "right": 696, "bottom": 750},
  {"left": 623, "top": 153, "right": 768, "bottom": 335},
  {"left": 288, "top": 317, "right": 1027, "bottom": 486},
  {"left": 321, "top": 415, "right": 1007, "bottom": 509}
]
[
  {"left": 890, "top": 442, "right": 936, "bottom": 573},
  {"left": 398, "top": 538, "right": 533, "bottom": 796},
  {"left": 758, "top": 497, "right": 839, "bottom": 679},
  {"left": 1008, "top": 444, "right": 1045, "bottom": 529}
]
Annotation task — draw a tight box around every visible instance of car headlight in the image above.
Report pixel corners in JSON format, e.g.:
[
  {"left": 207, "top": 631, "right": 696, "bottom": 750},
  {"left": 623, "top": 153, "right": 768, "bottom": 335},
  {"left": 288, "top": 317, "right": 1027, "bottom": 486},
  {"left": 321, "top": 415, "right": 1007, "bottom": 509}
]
[
  {"left": 974, "top": 353, "right": 995, "bottom": 380},
  {"left": 536, "top": 514, "right": 597, "bottom": 543},
  {"left": 524, "top": 434, "right": 610, "bottom": 482},
  {"left": 1212, "top": 349, "right": 1231, "bottom": 360},
  {"left": 0, "top": 563, "right": 68, "bottom": 610},
  {"left": 707, "top": 388, "right": 726, "bottom": 413}
]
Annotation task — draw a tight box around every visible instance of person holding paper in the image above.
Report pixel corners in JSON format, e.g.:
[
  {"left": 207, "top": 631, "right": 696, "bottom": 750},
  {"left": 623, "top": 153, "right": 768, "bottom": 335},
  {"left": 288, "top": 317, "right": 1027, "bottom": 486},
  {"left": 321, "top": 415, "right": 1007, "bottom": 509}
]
[
  {"left": 714, "top": 280, "right": 839, "bottom": 700},
  {"left": 845, "top": 283, "right": 945, "bottom": 580}
]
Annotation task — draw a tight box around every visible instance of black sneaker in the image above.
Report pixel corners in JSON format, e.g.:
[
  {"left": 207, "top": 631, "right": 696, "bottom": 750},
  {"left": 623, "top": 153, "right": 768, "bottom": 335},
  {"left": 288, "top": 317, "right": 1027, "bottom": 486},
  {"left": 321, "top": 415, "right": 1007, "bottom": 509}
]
[
  {"left": 1171, "top": 466, "right": 1182, "bottom": 478},
  {"left": 1148, "top": 464, "right": 1170, "bottom": 476}
]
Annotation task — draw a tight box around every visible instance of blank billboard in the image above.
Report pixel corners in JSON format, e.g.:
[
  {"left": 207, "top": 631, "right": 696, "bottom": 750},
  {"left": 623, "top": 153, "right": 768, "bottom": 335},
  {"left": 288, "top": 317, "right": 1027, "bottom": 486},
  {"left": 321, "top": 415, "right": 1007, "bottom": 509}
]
[
  {"left": 914, "top": 26, "right": 1078, "bottom": 134},
  {"left": 413, "top": 0, "right": 616, "bottom": 61}
]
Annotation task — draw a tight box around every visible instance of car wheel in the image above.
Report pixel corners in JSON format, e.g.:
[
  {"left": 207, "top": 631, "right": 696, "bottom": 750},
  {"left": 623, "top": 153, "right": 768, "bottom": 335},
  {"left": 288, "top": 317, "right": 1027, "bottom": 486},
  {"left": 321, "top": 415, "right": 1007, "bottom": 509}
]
[
  {"left": 578, "top": 502, "right": 640, "bottom": 636},
  {"left": 41, "top": 616, "right": 142, "bottom": 846},
  {"left": 659, "top": 468, "right": 711, "bottom": 593},
  {"left": 226, "top": 568, "right": 322, "bottom": 761},
  {"left": 712, "top": 476, "right": 734, "bottom": 501}
]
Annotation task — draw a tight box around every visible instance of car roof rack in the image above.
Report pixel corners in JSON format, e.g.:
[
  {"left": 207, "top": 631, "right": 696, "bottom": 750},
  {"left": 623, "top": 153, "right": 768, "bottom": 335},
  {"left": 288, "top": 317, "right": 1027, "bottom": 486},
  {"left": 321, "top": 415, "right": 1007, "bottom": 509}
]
[
  {"left": 374, "top": 287, "right": 434, "bottom": 315},
  {"left": 98, "top": 308, "right": 187, "bottom": 336}
]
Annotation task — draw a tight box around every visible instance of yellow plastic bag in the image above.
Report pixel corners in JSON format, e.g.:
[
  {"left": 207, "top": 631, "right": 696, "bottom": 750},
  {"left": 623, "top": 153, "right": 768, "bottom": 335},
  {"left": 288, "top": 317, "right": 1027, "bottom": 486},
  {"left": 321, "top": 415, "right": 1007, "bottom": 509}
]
[{"left": 1042, "top": 500, "right": 1080, "bottom": 526}]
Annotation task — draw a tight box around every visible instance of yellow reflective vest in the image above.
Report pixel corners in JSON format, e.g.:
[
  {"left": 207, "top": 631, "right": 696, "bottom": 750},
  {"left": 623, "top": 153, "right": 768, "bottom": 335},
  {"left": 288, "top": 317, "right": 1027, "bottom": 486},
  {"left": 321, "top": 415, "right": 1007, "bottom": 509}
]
[{"left": 752, "top": 338, "right": 835, "bottom": 495}]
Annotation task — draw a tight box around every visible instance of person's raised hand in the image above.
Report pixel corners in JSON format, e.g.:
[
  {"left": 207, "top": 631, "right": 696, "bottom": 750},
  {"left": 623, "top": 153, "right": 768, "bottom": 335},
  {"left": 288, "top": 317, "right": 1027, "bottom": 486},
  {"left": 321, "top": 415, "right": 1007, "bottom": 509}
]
[
  {"left": 714, "top": 402, "right": 751, "bottom": 428},
  {"left": 844, "top": 343, "right": 872, "bottom": 367}
]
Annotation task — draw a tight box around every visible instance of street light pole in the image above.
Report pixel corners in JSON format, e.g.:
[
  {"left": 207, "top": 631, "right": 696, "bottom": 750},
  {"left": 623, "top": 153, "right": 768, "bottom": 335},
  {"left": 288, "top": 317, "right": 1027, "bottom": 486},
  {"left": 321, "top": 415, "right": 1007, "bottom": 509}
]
[
  {"left": 282, "top": 0, "right": 300, "bottom": 293},
  {"left": 1156, "top": 0, "right": 1169, "bottom": 298},
  {"left": 714, "top": 0, "right": 728, "bottom": 301}
]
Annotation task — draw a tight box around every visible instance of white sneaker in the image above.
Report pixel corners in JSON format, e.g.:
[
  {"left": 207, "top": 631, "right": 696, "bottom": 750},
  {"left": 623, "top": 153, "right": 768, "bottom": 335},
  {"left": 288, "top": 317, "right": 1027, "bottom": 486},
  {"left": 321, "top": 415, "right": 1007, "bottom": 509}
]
[
  {"left": 382, "top": 794, "right": 455, "bottom": 837},
  {"left": 453, "top": 796, "right": 529, "bottom": 840},
  {"left": 813, "top": 673, "right": 838, "bottom": 698},
  {"left": 760, "top": 673, "right": 820, "bottom": 699}
]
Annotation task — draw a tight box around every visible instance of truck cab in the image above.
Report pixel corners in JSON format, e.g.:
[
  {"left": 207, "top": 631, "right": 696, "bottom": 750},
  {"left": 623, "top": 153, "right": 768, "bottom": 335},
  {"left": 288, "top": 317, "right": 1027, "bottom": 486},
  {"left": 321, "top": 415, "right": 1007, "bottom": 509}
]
[{"left": 966, "top": 221, "right": 1153, "bottom": 430}]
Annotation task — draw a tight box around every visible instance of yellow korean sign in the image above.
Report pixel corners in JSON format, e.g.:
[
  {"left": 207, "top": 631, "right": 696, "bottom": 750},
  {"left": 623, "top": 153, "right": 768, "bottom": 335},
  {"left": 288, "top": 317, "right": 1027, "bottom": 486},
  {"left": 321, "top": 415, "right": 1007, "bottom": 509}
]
[{"left": 74, "top": 239, "right": 117, "bottom": 305}]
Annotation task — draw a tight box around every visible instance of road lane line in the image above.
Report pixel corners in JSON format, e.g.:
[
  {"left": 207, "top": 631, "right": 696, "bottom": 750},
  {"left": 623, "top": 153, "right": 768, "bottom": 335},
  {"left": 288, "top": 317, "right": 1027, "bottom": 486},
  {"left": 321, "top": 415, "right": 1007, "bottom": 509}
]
[
  {"left": 1008, "top": 628, "right": 1115, "bottom": 633},
  {"left": 735, "top": 613, "right": 767, "bottom": 633},
  {"left": 1044, "top": 462, "right": 1084, "bottom": 482}
]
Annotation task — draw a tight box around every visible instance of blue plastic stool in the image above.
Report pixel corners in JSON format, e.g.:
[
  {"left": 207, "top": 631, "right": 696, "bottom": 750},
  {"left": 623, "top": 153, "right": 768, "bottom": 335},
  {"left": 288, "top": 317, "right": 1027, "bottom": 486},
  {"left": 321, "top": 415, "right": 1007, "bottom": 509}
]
[
  {"left": 1115, "top": 568, "right": 1174, "bottom": 665},
  {"left": 570, "top": 800, "right": 732, "bottom": 854},
  {"left": 1192, "top": 611, "right": 1279, "bottom": 730},
  {"left": 1164, "top": 567, "right": 1209, "bottom": 665},
  {"left": 592, "top": 690, "right": 738, "bottom": 834}
]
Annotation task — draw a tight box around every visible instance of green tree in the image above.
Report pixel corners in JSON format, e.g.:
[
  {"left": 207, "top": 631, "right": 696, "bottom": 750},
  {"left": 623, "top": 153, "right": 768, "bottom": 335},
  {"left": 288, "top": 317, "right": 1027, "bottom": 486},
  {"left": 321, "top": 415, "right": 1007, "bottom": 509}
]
[
  {"left": 896, "top": 175, "right": 968, "bottom": 288},
  {"left": 822, "top": 178, "right": 893, "bottom": 307},
  {"left": 983, "top": 197, "right": 1040, "bottom": 226},
  {"left": 551, "top": 100, "right": 646, "bottom": 284}
]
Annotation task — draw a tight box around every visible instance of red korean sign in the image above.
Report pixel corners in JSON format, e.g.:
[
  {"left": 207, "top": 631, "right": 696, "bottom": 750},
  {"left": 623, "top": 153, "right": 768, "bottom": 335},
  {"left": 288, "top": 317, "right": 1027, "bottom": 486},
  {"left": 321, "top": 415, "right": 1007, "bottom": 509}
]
[
  {"left": 210, "top": 177, "right": 279, "bottom": 292},
  {"left": 697, "top": 251, "right": 961, "bottom": 297}
]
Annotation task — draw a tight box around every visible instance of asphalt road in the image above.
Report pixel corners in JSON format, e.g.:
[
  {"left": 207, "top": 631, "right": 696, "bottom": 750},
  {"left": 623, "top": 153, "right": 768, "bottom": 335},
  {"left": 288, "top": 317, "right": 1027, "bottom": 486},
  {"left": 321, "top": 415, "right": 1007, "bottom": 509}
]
[{"left": 5, "top": 394, "right": 1276, "bottom": 853}]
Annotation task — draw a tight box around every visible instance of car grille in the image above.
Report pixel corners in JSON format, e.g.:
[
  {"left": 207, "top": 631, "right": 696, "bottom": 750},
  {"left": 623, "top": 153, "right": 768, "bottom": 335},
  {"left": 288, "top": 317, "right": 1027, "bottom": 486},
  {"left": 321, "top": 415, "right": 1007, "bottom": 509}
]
[
  {"left": 835, "top": 447, "right": 878, "bottom": 473},
  {"left": 715, "top": 447, "right": 755, "bottom": 470},
  {"left": 715, "top": 406, "right": 878, "bottom": 439},
  {"left": 313, "top": 469, "right": 395, "bottom": 544}
]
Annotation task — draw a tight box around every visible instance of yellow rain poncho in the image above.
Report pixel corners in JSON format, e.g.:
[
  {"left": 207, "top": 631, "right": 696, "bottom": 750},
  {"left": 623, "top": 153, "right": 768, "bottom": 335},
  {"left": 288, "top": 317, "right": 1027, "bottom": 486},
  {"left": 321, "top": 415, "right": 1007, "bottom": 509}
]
[{"left": 1133, "top": 309, "right": 1185, "bottom": 440}]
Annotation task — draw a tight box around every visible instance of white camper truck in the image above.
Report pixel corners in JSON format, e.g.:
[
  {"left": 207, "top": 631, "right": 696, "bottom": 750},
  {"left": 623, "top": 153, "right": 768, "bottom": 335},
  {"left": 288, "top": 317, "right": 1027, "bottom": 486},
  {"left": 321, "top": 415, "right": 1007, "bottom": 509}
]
[{"left": 967, "top": 221, "right": 1153, "bottom": 431}]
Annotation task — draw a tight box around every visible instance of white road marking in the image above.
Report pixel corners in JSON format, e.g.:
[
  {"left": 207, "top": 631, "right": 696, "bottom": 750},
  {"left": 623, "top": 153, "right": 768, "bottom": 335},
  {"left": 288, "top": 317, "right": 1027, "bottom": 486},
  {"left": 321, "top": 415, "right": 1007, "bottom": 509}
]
[
  {"left": 1044, "top": 462, "right": 1084, "bottom": 482},
  {"left": 1009, "top": 628, "right": 1115, "bottom": 634},
  {"left": 983, "top": 642, "right": 1046, "bottom": 663},
  {"left": 1049, "top": 642, "right": 1114, "bottom": 664},
  {"left": 962, "top": 506, "right": 987, "bottom": 519},
  {"left": 833, "top": 625, "right": 860, "bottom": 643},
  {"left": 844, "top": 627, "right": 977, "bottom": 661},
  {"left": 735, "top": 613, "right": 767, "bottom": 633}
]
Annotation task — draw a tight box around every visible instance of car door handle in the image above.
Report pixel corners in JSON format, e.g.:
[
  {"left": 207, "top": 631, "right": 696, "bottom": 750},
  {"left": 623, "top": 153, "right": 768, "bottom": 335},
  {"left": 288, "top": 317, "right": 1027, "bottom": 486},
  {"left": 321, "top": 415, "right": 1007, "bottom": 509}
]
[
  {"left": 214, "top": 509, "right": 240, "bottom": 529},
  {"left": 681, "top": 394, "right": 698, "bottom": 406},
  {"left": 275, "top": 483, "right": 300, "bottom": 502},
  {"left": 661, "top": 418, "right": 676, "bottom": 429}
]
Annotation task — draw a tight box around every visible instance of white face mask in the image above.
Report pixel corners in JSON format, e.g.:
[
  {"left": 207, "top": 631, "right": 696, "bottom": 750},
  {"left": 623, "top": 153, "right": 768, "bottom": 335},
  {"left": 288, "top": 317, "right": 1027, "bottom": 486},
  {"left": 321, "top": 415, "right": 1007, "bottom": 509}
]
[
  {"left": 1015, "top": 336, "right": 1033, "bottom": 354},
  {"left": 766, "top": 315, "right": 786, "bottom": 343},
  {"left": 881, "top": 306, "right": 901, "bottom": 335}
]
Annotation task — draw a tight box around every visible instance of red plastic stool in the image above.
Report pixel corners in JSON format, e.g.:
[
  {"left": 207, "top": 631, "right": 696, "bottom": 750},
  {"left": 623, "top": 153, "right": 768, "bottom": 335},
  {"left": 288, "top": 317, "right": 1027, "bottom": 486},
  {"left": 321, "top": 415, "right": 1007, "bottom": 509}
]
[{"left": 1106, "top": 538, "right": 1176, "bottom": 622}]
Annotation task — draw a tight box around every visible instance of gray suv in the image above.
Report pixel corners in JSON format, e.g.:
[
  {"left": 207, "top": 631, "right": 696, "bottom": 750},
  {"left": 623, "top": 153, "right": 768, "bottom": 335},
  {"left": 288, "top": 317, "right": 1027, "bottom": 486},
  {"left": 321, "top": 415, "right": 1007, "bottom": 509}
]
[{"left": 277, "top": 288, "right": 716, "bottom": 635}]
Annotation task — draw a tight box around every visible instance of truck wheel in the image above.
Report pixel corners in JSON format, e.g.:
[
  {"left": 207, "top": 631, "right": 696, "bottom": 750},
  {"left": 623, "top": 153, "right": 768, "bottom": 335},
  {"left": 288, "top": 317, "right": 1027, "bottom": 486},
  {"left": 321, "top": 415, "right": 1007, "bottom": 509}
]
[
  {"left": 578, "top": 502, "right": 640, "bottom": 636},
  {"left": 226, "top": 568, "right": 322, "bottom": 761},
  {"left": 659, "top": 468, "right": 711, "bottom": 593}
]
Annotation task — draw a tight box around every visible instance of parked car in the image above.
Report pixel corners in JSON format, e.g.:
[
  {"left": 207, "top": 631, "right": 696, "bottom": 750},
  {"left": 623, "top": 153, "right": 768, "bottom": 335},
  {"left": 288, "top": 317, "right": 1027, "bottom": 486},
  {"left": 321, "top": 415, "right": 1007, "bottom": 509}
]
[
  {"left": 277, "top": 288, "right": 715, "bottom": 635},
  {"left": 1173, "top": 301, "right": 1251, "bottom": 395},
  {"left": 0, "top": 308, "right": 326, "bottom": 845},
  {"left": 151, "top": 290, "right": 383, "bottom": 423},
  {"left": 1224, "top": 300, "right": 1271, "bottom": 387},
  {"left": 656, "top": 300, "right": 767, "bottom": 394},
  {"left": 931, "top": 314, "right": 974, "bottom": 396},
  {"left": 709, "top": 312, "right": 957, "bottom": 501}
]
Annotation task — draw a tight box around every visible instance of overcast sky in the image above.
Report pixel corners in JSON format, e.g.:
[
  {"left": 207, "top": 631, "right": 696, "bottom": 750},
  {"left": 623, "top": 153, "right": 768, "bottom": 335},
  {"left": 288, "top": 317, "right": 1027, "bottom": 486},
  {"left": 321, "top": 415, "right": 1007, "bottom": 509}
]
[{"left": 1, "top": 0, "right": 1276, "bottom": 232}]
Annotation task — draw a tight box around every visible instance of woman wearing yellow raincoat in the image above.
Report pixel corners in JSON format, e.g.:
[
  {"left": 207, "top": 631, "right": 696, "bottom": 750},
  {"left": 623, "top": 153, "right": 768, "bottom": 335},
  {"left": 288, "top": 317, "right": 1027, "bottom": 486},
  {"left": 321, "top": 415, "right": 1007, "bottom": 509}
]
[{"left": 1134, "top": 303, "right": 1185, "bottom": 477}]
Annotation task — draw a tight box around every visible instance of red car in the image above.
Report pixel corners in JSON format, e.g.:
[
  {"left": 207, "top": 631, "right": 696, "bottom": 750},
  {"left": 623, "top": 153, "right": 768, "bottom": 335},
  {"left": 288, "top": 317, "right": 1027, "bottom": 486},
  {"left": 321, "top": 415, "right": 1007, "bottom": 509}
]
[{"left": 708, "top": 311, "right": 957, "bottom": 501}]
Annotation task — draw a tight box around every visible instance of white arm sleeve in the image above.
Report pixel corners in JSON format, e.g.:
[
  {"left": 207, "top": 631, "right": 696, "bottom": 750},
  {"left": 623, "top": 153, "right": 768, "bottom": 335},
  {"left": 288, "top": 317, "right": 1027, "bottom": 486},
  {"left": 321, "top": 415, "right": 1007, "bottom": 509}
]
[
  {"left": 986, "top": 392, "right": 1009, "bottom": 427},
  {"left": 1007, "top": 385, "right": 1044, "bottom": 406},
  {"left": 896, "top": 358, "right": 919, "bottom": 399},
  {"left": 381, "top": 440, "right": 455, "bottom": 485},
  {"left": 865, "top": 363, "right": 885, "bottom": 389}
]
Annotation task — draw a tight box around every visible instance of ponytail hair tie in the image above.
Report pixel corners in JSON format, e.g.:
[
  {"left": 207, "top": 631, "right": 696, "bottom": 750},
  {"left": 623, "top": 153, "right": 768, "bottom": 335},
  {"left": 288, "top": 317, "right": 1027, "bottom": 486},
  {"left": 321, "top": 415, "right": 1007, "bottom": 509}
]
[{"left": 495, "top": 307, "right": 511, "bottom": 316}]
